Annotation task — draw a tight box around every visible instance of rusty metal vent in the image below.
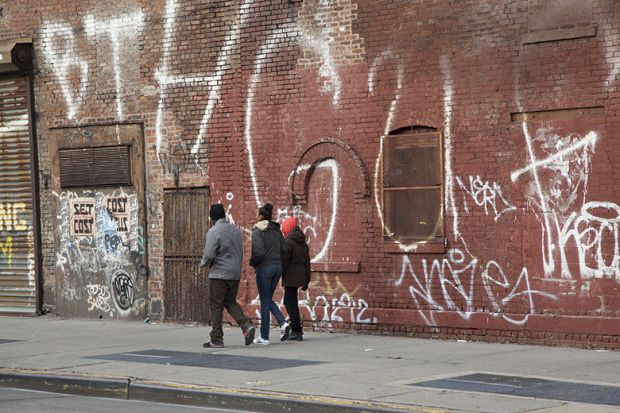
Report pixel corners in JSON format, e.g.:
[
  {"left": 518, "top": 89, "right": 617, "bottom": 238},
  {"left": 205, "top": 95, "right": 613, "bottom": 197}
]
[{"left": 59, "top": 145, "right": 131, "bottom": 188}]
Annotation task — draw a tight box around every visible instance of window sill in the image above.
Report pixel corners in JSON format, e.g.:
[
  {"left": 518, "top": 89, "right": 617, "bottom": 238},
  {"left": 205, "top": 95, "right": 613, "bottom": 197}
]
[
  {"left": 383, "top": 242, "right": 446, "bottom": 254},
  {"left": 311, "top": 262, "right": 360, "bottom": 273}
]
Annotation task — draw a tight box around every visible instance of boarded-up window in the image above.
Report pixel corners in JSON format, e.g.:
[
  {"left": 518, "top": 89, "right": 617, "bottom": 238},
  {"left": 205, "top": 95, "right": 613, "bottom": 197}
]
[
  {"left": 59, "top": 145, "right": 132, "bottom": 188},
  {"left": 383, "top": 130, "right": 443, "bottom": 242}
]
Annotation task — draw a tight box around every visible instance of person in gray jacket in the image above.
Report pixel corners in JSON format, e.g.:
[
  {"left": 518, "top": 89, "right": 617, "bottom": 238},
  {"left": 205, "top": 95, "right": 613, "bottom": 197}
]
[{"left": 200, "top": 204, "right": 255, "bottom": 348}]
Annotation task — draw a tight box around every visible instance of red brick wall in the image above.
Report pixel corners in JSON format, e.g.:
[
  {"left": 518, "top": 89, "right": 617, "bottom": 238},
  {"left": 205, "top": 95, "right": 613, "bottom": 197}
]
[{"left": 4, "top": 0, "right": 620, "bottom": 348}]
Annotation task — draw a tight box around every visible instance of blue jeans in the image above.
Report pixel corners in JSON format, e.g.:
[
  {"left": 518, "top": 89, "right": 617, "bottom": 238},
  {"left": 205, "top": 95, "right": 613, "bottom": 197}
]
[{"left": 256, "top": 264, "right": 286, "bottom": 340}]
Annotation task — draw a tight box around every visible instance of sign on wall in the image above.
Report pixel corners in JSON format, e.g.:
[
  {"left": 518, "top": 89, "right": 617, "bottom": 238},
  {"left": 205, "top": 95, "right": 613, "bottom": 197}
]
[{"left": 71, "top": 198, "right": 96, "bottom": 236}]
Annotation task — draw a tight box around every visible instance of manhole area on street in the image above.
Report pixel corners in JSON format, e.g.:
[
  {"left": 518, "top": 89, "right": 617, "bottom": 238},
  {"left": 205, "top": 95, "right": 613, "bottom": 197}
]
[
  {"left": 0, "top": 340, "right": 21, "bottom": 345},
  {"left": 410, "top": 373, "right": 620, "bottom": 406},
  {"left": 86, "top": 349, "right": 325, "bottom": 372}
]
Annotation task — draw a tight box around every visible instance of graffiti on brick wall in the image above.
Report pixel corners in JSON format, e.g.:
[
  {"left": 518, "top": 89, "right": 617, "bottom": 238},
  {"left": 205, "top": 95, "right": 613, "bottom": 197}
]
[
  {"left": 396, "top": 249, "right": 557, "bottom": 326},
  {"left": 42, "top": 10, "right": 143, "bottom": 121},
  {"left": 84, "top": 11, "right": 144, "bottom": 119},
  {"left": 41, "top": 22, "right": 89, "bottom": 121},
  {"left": 56, "top": 189, "right": 146, "bottom": 317},
  {"left": 456, "top": 176, "right": 516, "bottom": 221},
  {"left": 369, "top": 49, "right": 408, "bottom": 249},
  {"left": 251, "top": 274, "right": 377, "bottom": 328},
  {"left": 155, "top": 0, "right": 253, "bottom": 174},
  {"left": 276, "top": 205, "right": 319, "bottom": 245},
  {"left": 510, "top": 125, "right": 619, "bottom": 281},
  {"left": 297, "top": 0, "right": 365, "bottom": 106}
]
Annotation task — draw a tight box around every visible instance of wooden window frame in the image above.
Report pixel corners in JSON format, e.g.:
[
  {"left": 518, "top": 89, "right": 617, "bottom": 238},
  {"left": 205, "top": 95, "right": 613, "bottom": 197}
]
[{"left": 381, "top": 129, "right": 445, "bottom": 253}]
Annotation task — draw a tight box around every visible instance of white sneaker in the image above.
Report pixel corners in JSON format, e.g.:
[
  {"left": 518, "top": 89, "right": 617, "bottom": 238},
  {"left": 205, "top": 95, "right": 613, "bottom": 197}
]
[
  {"left": 280, "top": 322, "right": 291, "bottom": 341},
  {"left": 253, "top": 337, "right": 270, "bottom": 345}
]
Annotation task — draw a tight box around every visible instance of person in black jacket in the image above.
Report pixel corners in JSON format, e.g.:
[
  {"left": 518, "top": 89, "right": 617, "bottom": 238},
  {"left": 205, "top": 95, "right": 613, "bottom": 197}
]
[
  {"left": 249, "top": 203, "right": 290, "bottom": 345},
  {"left": 281, "top": 217, "right": 311, "bottom": 341}
]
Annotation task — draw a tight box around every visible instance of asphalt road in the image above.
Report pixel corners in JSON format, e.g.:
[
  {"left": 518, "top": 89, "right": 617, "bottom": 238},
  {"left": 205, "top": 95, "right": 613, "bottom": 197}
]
[{"left": 0, "top": 387, "right": 256, "bottom": 413}]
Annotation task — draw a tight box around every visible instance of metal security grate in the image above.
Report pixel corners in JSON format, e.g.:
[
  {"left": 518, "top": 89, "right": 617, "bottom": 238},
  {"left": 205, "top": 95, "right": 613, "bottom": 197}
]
[
  {"left": 0, "top": 75, "right": 37, "bottom": 314},
  {"left": 163, "top": 189, "right": 210, "bottom": 323},
  {"left": 59, "top": 145, "right": 131, "bottom": 188}
]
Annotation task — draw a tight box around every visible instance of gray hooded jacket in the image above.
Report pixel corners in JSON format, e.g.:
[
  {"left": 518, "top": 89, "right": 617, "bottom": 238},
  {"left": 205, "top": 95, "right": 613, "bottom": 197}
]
[{"left": 200, "top": 218, "right": 244, "bottom": 280}]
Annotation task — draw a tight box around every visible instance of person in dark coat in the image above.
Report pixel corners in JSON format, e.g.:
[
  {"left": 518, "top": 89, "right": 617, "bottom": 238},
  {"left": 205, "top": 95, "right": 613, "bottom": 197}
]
[
  {"left": 281, "top": 217, "right": 311, "bottom": 341},
  {"left": 249, "top": 203, "right": 291, "bottom": 345}
]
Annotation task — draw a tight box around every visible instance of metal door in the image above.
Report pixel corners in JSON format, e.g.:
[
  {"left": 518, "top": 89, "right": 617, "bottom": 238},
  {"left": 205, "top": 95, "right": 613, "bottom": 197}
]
[
  {"left": 163, "top": 188, "right": 210, "bottom": 323},
  {"left": 0, "top": 75, "right": 37, "bottom": 314}
]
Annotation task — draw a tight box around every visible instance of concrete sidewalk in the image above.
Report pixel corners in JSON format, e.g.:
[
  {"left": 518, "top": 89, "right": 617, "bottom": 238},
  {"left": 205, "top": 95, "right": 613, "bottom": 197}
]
[{"left": 0, "top": 317, "right": 619, "bottom": 413}]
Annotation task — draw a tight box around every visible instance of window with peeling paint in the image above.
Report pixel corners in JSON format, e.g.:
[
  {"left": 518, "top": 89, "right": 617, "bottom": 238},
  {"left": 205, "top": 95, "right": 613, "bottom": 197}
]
[{"left": 383, "top": 128, "right": 443, "bottom": 243}]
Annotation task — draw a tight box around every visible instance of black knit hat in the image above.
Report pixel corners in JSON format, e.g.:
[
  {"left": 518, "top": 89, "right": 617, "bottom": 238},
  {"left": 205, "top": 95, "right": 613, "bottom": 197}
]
[
  {"left": 210, "top": 204, "right": 226, "bottom": 222},
  {"left": 259, "top": 203, "right": 273, "bottom": 220}
]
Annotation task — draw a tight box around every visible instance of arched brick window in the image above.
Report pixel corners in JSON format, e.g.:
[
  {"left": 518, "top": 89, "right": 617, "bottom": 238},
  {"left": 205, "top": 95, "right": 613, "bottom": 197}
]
[{"left": 382, "top": 126, "right": 443, "bottom": 243}]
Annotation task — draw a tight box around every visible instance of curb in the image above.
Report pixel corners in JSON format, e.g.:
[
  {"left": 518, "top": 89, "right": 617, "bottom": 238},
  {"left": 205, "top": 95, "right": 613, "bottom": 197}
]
[{"left": 0, "top": 371, "right": 451, "bottom": 413}]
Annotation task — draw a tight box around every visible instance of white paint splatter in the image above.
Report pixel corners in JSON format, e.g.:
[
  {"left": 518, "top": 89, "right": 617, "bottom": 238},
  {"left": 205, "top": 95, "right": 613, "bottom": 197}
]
[
  {"left": 311, "top": 159, "right": 340, "bottom": 263},
  {"left": 245, "top": 24, "right": 298, "bottom": 207},
  {"left": 440, "top": 55, "right": 458, "bottom": 241},
  {"left": 369, "top": 50, "right": 419, "bottom": 251},
  {"left": 41, "top": 22, "right": 89, "bottom": 120},
  {"left": 189, "top": 0, "right": 253, "bottom": 161},
  {"left": 83, "top": 11, "right": 144, "bottom": 120}
]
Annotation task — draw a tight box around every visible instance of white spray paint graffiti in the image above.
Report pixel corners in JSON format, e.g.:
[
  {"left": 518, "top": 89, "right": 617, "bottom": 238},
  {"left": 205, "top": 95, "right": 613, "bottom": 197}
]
[
  {"left": 511, "top": 125, "right": 604, "bottom": 279},
  {"left": 55, "top": 189, "right": 143, "bottom": 315},
  {"left": 282, "top": 159, "right": 340, "bottom": 262},
  {"left": 189, "top": 0, "right": 252, "bottom": 161},
  {"left": 251, "top": 291, "right": 377, "bottom": 326},
  {"left": 396, "top": 249, "right": 557, "bottom": 326},
  {"left": 308, "top": 159, "right": 340, "bottom": 262},
  {"left": 369, "top": 50, "right": 409, "bottom": 249},
  {"left": 84, "top": 11, "right": 144, "bottom": 119},
  {"left": 550, "top": 201, "right": 620, "bottom": 281},
  {"left": 41, "top": 22, "right": 89, "bottom": 120},
  {"left": 297, "top": 7, "right": 341, "bottom": 105},
  {"left": 276, "top": 205, "right": 319, "bottom": 244},
  {"left": 155, "top": 0, "right": 252, "bottom": 169},
  {"left": 440, "top": 55, "right": 459, "bottom": 241},
  {"left": 86, "top": 284, "right": 112, "bottom": 313},
  {"left": 456, "top": 175, "right": 516, "bottom": 221},
  {"left": 245, "top": 23, "right": 299, "bottom": 208}
]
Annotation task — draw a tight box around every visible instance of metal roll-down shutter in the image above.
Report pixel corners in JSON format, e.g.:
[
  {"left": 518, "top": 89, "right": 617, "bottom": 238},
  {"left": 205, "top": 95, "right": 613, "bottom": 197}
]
[{"left": 0, "top": 75, "right": 36, "bottom": 314}]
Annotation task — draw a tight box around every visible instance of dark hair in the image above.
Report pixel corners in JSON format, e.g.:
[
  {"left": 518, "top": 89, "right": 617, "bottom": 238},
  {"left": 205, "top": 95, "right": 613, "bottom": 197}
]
[
  {"left": 258, "top": 203, "right": 273, "bottom": 220},
  {"left": 210, "top": 204, "right": 226, "bottom": 222}
]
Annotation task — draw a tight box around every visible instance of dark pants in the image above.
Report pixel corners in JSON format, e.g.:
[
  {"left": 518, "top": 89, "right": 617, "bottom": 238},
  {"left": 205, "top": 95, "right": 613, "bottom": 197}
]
[
  {"left": 209, "top": 278, "right": 251, "bottom": 345},
  {"left": 284, "top": 286, "right": 302, "bottom": 333},
  {"left": 256, "top": 264, "right": 286, "bottom": 340}
]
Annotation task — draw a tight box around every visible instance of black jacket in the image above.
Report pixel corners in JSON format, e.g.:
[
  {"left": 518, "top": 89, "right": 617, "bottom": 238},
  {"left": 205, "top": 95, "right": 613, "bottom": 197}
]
[
  {"left": 250, "top": 220, "right": 288, "bottom": 270},
  {"left": 282, "top": 226, "right": 311, "bottom": 288}
]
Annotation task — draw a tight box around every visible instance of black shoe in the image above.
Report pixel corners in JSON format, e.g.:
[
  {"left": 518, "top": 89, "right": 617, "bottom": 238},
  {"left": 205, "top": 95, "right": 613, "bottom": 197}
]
[
  {"left": 287, "top": 331, "right": 303, "bottom": 341},
  {"left": 243, "top": 325, "right": 256, "bottom": 346},
  {"left": 203, "top": 341, "right": 224, "bottom": 348}
]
